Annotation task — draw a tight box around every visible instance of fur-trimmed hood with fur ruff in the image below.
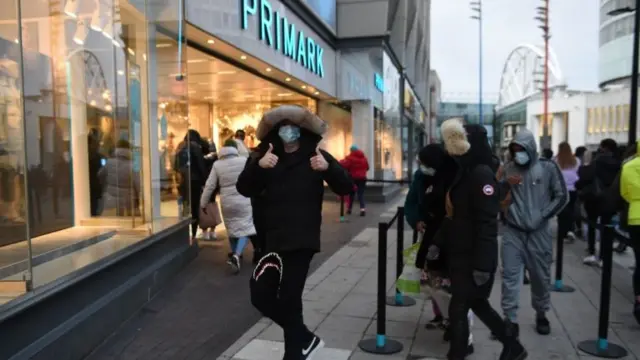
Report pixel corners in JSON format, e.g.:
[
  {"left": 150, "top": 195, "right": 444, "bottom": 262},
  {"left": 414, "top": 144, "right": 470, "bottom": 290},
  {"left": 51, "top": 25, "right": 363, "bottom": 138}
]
[
  {"left": 256, "top": 105, "right": 327, "bottom": 141},
  {"left": 440, "top": 118, "right": 470, "bottom": 156}
]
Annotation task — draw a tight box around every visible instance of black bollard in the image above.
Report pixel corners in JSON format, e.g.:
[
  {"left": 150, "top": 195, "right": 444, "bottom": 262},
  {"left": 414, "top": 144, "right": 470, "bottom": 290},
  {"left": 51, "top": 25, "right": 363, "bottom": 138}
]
[
  {"left": 359, "top": 222, "right": 404, "bottom": 354},
  {"left": 577, "top": 222, "right": 628, "bottom": 358},
  {"left": 386, "top": 207, "right": 416, "bottom": 307},
  {"left": 551, "top": 223, "right": 575, "bottom": 293}
]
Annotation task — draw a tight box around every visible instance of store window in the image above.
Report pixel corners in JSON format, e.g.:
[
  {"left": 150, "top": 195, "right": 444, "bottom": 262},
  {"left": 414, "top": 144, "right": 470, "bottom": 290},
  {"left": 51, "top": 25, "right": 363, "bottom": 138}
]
[
  {"left": 0, "top": 0, "right": 187, "bottom": 309},
  {"left": 378, "top": 52, "right": 402, "bottom": 180},
  {"left": 588, "top": 108, "right": 595, "bottom": 134}
]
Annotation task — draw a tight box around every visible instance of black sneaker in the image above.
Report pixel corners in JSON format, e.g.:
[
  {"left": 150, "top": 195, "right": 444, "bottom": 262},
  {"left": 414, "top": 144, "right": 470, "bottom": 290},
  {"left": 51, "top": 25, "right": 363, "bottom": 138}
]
[
  {"left": 499, "top": 339, "right": 527, "bottom": 360},
  {"left": 227, "top": 254, "right": 241, "bottom": 274},
  {"left": 535, "top": 315, "right": 551, "bottom": 335},
  {"left": 505, "top": 319, "right": 520, "bottom": 339},
  {"left": 633, "top": 302, "right": 640, "bottom": 325},
  {"left": 301, "top": 335, "right": 324, "bottom": 359},
  {"left": 425, "top": 315, "right": 444, "bottom": 329},
  {"left": 360, "top": 209, "right": 366, "bottom": 217},
  {"left": 467, "top": 344, "right": 475, "bottom": 355}
]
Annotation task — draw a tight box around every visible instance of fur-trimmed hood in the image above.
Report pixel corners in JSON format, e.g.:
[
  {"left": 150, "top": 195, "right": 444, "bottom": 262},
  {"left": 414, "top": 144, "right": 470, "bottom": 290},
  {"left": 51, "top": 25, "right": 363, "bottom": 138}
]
[
  {"left": 440, "top": 118, "right": 470, "bottom": 156},
  {"left": 256, "top": 105, "right": 327, "bottom": 141}
]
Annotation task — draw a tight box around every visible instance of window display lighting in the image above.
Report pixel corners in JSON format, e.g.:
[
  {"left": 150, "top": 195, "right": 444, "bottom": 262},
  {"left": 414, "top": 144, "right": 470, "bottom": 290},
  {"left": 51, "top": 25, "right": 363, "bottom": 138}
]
[
  {"left": 90, "top": 8, "right": 106, "bottom": 32},
  {"left": 73, "top": 19, "right": 89, "bottom": 45},
  {"left": 64, "top": 0, "right": 79, "bottom": 18}
]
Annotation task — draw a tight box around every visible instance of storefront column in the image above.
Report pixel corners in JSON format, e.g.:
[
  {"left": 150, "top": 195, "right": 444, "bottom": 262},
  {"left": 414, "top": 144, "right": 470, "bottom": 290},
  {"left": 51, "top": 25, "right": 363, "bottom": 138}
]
[
  {"left": 350, "top": 100, "right": 374, "bottom": 179},
  {"left": 143, "top": 24, "right": 161, "bottom": 220},
  {"left": 551, "top": 112, "right": 566, "bottom": 153},
  {"left": 67, "top": 55, "right": 90, "bottom": 225}
]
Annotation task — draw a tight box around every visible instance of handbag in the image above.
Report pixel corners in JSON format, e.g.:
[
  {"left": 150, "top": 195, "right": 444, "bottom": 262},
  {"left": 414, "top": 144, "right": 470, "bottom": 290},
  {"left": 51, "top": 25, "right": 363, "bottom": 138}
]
[{"left": 199, "top": 201, "right": 222, "bottom": 229}]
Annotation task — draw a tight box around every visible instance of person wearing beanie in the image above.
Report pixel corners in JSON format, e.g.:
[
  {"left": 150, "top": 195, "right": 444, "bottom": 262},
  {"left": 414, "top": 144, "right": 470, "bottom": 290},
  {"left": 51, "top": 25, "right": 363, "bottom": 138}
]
[
  {"left": 340, "top": 144, "right": 370, "bottom": 216},
  {"left": 434, "top": 118, "right": 528, "bottom": 360}
]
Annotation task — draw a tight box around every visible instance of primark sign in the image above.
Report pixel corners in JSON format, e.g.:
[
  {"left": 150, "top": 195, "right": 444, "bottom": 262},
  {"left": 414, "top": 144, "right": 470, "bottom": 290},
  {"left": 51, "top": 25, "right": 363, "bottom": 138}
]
[{"left": 241, "top": 0, "right": 325, "bottom": 78}]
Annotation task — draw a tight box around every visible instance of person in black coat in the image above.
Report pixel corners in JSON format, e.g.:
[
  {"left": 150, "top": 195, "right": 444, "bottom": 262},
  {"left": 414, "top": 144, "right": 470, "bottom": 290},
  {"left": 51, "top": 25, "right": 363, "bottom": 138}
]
[
  {"left": 437, "top": 119, "right": 526, "bottom": 360},
  {"left": 175, "top": 129, "right": 209, "bottom": 239},
  {"left": 237, "top": 105, "right": 353, "bottom": 360},
  {"left": 575, "top": 139, "right": 622, "bottom": 265}
]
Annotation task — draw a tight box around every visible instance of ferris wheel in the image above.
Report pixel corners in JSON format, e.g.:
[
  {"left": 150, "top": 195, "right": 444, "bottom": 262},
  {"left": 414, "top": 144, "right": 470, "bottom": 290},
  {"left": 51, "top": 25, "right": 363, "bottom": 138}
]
[{"left": 496, "top": 43, "right": 565, "bottom": 110}]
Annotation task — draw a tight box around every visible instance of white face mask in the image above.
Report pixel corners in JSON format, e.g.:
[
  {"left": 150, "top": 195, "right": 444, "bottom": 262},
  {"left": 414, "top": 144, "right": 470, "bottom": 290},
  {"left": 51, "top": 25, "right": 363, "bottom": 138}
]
[{"left": 420, "top": 165, "right": 436, "bottom": 176}]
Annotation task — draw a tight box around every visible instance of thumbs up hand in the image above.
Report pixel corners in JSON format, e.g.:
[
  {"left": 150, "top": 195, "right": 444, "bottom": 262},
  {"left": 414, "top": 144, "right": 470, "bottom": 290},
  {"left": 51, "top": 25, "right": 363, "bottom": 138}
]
[
  {"left": 258, "top": 144, "right": 278, "bottom": 169},
  {"left": 310, "top": 146, "right": 329, "bottom": 172}
]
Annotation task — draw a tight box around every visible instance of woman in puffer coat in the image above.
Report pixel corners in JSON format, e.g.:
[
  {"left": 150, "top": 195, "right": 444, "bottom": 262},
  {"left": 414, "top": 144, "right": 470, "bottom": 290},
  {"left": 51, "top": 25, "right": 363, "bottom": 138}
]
[
  {"left": 99, "top": 139, "right": 140, "bottom": 216},
  {"left": 201, "top": 139, "right": 256, "bottom": 273}
]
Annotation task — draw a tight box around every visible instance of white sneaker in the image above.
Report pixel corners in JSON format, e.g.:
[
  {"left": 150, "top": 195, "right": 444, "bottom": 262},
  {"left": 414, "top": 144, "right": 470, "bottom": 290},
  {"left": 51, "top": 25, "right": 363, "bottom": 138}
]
[
  {"left": 565, "top": 231, "right": 576, "bottom": 243},
  {"left": 301, "top": 335, "right": 324, "bottom": 359},
  {"left": 583, "top": 255, "right": 601, "bottom": 267}
]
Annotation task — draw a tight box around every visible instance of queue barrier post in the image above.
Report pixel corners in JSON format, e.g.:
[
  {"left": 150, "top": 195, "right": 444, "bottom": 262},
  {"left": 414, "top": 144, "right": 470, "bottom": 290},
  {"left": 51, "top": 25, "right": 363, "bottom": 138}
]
[
  {"left": 577, "top": 221, "right": 628, "bottom": 358},
  {"left": 551, "top": 223, "right": 575, "bottom": 293},
  {"left": 386, "top": 207, "right": 416, "bottom": 307},
  {"left": 358, "top": 222, "right": 404, "bottom": 354}
]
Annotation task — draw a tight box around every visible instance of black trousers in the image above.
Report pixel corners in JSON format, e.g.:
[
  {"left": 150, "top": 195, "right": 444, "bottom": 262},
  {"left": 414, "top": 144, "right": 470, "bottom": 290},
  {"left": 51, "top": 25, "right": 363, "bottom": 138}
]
[
  {"left": 628, "top": 226, "right": 640, "bottom": 297},
  {"left": 558, "top": 191, "right": 578, "bottom": 241},
  {"left": 183, "top": 180, "right": 203, "bottom": 238},
  {"left": 586, "top": 212, "right": 600, "bottom": 257},
  {"left": 251, "top": 250, "right": 315, "bottom": 359},
  {"left": 448, "top": 269, "right": 506, "bottom": 359}
]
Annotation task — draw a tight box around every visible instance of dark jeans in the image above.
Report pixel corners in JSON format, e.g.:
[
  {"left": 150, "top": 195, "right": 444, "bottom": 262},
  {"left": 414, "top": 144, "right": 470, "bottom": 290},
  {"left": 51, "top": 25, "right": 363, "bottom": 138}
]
[
  {"left": 587, "top": 212, "right": 600, "bottom": 257},
  {"left": 448, "top": 269, "right": 506, "bottom": 359},
  {"left": 183, "top": 180, "right": 203, "bottom": 238},
  {"left": 558, "top": 191, "right": 577, "bottom": 241},
  {"left": 348, "top": 179, "right": 366, "bottom": 212},
  {"left": 628, "top": 226, "right": 640, "bottom": 297},
  {"left": 251, "top": 250, "right": 315, "bottom": 359}
]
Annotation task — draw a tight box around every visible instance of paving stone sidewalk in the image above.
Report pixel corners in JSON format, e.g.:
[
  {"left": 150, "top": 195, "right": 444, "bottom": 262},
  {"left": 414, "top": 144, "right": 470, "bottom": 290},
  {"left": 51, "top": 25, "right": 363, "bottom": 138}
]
[{"left": 218, "top": 214, "right": 640, "bottom": 360}]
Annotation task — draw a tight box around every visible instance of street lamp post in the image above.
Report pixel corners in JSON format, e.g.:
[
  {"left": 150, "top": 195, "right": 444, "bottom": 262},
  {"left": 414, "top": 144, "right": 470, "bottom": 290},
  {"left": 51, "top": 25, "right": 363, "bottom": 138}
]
[
  {"left": 608, "top": 5, "right": 640, "bottom": 145},
  {"left": 535, "top": 0, "right": 550, "bottom": 151},
  {"left": 470, "top": 0, "right": 483, "bottom": 125}
]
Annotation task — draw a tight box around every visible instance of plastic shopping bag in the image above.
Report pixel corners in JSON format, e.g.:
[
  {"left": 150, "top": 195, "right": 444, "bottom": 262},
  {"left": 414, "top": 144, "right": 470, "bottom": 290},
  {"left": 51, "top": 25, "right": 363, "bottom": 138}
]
[{"left": 396, "top": 241, "right": 422, "bottom": 295}]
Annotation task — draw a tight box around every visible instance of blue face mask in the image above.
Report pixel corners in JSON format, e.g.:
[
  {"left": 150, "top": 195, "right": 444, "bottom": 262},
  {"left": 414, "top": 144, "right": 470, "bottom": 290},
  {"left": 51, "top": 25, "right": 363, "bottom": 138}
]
[
  {"left": 420, "top": 165, "right": 436, "bottom": 176},
  {"left": 514, "top": 151, "right": 530, "bottom": 165},
  {"left": 278, "top": 125, "right": 300, "bottom": 144}
]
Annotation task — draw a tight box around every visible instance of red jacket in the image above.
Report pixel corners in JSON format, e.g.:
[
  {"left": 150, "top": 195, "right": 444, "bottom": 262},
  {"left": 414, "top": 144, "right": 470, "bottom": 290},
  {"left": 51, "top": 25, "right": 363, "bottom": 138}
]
[{"left": 341, "top": 150, "right": 369, "bottom": 180}]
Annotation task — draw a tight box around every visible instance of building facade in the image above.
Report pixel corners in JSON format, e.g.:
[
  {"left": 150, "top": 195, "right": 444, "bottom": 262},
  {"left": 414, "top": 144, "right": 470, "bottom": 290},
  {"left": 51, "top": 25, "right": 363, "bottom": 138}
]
[
  {"left": 599, "top": 0, "right": 636, "bottom": 87},
  {"left": 0, "top": 1, "right": 432, "bottom": 356},
  {"left": 526, "top": 87, "right": 633, "bottom": 152}
]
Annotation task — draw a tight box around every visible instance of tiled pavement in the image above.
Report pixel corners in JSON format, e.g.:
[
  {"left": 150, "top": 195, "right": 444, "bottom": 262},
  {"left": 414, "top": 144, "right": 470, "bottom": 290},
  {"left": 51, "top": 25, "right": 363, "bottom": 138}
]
[
  {"left": 87, "top": 199, "right": 405, "bottom": 360},
  {"left": 218, "top": 210, "right": 640, "bottom": 360}
]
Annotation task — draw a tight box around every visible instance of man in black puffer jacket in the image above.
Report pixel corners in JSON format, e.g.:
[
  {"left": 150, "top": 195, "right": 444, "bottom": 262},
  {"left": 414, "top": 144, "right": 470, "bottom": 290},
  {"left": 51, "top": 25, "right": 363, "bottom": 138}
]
[
  {"left": 437, "top": 119, "right": 527, "bottom": 360},
  {"left": 237, "top": 105, "right": 353, "bottom": 360}
]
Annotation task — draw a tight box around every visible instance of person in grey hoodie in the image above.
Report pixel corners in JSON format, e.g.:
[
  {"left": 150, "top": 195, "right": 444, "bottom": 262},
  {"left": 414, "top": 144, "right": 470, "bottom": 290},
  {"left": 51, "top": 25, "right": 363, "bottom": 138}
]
[{"left": 501, "top": 129, "right": 568, "bottom": 337}]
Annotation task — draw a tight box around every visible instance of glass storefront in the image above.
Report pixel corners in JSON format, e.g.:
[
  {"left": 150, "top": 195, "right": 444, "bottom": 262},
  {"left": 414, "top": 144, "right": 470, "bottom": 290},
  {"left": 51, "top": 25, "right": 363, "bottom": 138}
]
[
  {"left": 0, "top": 0, "right": 187, "bottom": 308},
  {"left": 377, "top": 51, "right": 402, "bottom": 180}
]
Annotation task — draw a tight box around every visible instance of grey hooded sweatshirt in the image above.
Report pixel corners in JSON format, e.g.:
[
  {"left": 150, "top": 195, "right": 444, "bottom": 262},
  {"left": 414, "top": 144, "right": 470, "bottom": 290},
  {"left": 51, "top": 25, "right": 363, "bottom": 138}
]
[{"left": 503, "top": 130, "right": 568, "bottom": 232}]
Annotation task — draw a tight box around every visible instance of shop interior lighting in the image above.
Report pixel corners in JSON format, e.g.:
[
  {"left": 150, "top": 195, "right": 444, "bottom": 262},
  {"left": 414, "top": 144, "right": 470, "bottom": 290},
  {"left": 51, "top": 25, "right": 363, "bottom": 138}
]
[
  {"left": 216, "top": 71, "right": 236, "bottom": 75},
  {"left": 207, "top": 39, "right": 215, "bottom": 44},
  {"left": 13, "top": 38, "right": 19, "bottom": 44},
  {"left": 266, "top": 68, "right": 272, "bottom": 72},
  {"left": 90, "top": 100, "right": 97, "bottom": 106},
  {"left": 117, "top": 70, "right": 124, "bottom": 76},
  {"left": 127, "top": 48, "right": 135, "bottom": 56},
  {"left": 64, "top": 0, "right": 79, "bottom": 18},
  {"left": 285, "top": 77, "right": 291, "bottom": 82},
  {"left": 277, "top": 93, "right": 293, "bottom": 97},
  {"left": 301, "top": 85, "right": 306, "bottom": 89},
  {"left": 73, "top": 19, "right": 89, "bottom": 45},
  {"left": 90, "top": 8, "right": 106, "bottom": 32},
  {"left": 105, "top": 104, "right": 112, "bottom": 111},
  {"left": 240, "top": 55, "right": 247, "bottom": 60},
  {"left": 187, "top": 59, "right": 206, "bottom": 63},
  {"left": 314, "top": 91, "right": 320, "bottom": 95},
  {"left": 156, "top": 43, "right": 172, "bottom": 48}
]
